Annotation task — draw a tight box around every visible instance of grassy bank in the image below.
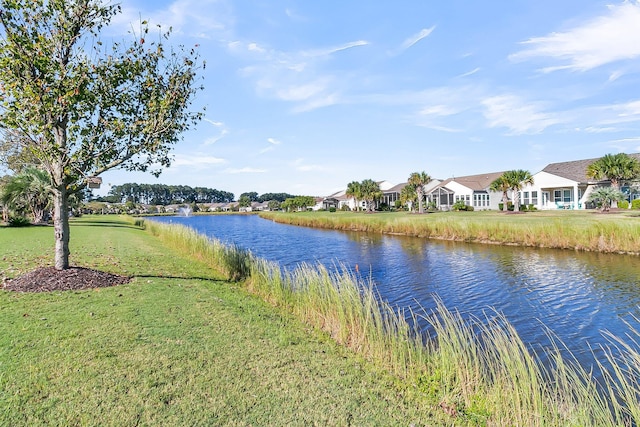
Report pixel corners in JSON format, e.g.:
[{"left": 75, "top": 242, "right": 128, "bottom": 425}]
[
  {"left": 259, "top": 210, "right": 640, "bottom": 254},
  {"left": 3, "top": 216, "right": 639, "bottom": 426},
  {"left": 144, "top": 219, "right": 640, "bottom": 426},
  {"left": 0, "top": 217, "right": 437, "bottom": 426}
]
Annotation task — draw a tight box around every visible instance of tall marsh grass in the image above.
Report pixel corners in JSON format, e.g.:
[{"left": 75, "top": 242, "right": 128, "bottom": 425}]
[
  {"left": 260, "top": 211, "right": 640, "bottom": 254},
  {"left": 146, "top": 220, "right": 640, "bottom": 425},
  {"left": 145, "top": 220, "right": 251, "bottom": 281}
]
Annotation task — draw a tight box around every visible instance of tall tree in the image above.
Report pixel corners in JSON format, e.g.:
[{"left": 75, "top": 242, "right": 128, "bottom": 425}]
[
  {"left": 489, "top": 175, "right": 511, "bottom": 211},
  {"left": 359, "top": 179, "right": 381, "bottom": 212},
  {"left": 586, "top": 153, "right": 640, "bottom": 208},
  {"left": 407, "top": 171, "right": 431, "bottom": 214},
  {"left": 400, "top": 183, "right": 417, "bottom": 212},
  {"left": 502, "top": 170, "right": 534, "bottom": 212},
  {"left": 345, "top": 181, "right": 362, "bottom": 212},
  {"left": 0, "top": 0, "right": 203, "bottom": 269}
]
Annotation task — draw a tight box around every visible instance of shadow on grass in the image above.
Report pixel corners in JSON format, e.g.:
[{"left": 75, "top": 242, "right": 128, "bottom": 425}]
[
  {"left": 134, "top": 274, "right": 227, "bottom": 283},
  {"left": 70, "top": 219, "right": 143, "bottom": 230}
]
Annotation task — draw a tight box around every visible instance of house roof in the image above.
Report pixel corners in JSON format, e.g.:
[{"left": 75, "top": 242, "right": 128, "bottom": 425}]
[
  {"left": 385, "top": 182, "right": 408, "bottom": 193},
  {"left": 435, "top": 171, "right": 506, "bottom": 192},
  {"left": 542, "top": 153, "right": 640, "bottom": 183}
]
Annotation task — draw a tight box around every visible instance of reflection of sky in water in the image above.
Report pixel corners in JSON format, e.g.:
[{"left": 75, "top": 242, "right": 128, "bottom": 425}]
[{"left": 151, "top": 215, "right": 640, "bottom": 377}]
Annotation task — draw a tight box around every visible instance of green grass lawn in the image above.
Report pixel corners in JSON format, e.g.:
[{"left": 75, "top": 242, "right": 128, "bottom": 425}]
[{"left": 0, "top": 217, "right": 435, "bottom": 426}]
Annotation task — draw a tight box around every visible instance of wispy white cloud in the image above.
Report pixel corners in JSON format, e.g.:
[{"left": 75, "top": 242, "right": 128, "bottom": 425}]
[
  {"left": 595, "top": 99, "right": 640, "bottom": 125},
  {"left": 172, "top": 153, "right": 227, "bottom": 168},
  {"left": 113, "top": 0, "right": 231, "bottom": 37},
  {"left": 292, "top": 158, "right": 326, "bottom": 172},
  {"left": 510, "top": 1, "right": 640, "bottom": 72},
  {"left": 232, "top": 38, "right": 365, "bottom": 112},
  {"left": 581, "top": 126, "right": 619, "bottom": 133},
  {"left": 224, "top": 167, "right": 267, "bottom": 174},
  {"left": 285, "top": 8, "right": 303, "bottom": 21},
  {"left": 605, "top": 136, "right": 640, "bottom": 152},
  {"left": 302, "top": 40, "right": 369, "bottom": 58},
  {"left": 274, "top": 78, "right": 332, "bottom": 101},
  {"left": 482, "top": 94, "right": 562, "bottom": 134},
  {"left": 203, "top": 118, "right": 225, "bottom": 127},
  {"left": 259, "top": 137, "right": 282, "bottom": 154},
  {"left": 457, "top": 67, "right": 481, "bottom": 78},
  {"left": 399, "top": 27, "right": 436, "bottom": 52},
  {"left": 202, "top": 119, "right": 229, "bottom": 145}
]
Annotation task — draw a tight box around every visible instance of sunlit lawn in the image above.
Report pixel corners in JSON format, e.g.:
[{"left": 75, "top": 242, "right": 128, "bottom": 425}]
[{"left": 0, "top": 216, "right": 436, "bottom": 426}]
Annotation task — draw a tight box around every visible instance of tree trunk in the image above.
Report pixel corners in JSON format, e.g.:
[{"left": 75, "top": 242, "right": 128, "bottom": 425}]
[
  {"left": 611, "top": 179, "right": 620, "bottom": 209},
  {"left": 53, "top": 184, "right": 70, "bottom": 270},
  {"left": 417, "top": 191, "right": 424, "bottom": 214},
  {"left": 513, "top": 191, "right": 520, "bottom": 212}
]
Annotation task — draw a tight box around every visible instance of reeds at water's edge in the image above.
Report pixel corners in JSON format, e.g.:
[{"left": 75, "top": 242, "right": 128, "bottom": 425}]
[
  {"left": 260, "top": 211, "right": 640, "bottom": 254},
  {"left": 144, "top": 220, "right": 640, "bottom": 426}
]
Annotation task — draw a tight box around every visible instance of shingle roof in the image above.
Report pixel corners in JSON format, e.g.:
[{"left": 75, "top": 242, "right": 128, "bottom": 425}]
[
  {"left": 385, "top": 182, "right": 408, "bottom": 193},
  {"left": 437, "top": 171, "right": 506, "bottom": 192},
  {"left": 542, "top": 153, "right": 640, "bottom": 183}
]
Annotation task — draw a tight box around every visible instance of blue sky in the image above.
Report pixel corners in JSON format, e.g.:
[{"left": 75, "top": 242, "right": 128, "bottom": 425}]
[{"left": 97, "top": 0, "right": 640, "bottom": 199}]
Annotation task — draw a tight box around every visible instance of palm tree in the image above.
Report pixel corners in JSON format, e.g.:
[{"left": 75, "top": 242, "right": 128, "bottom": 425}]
[
  {"left": 588, "top": 186, "right": 625, "bottom": 212},
  {"left": 0, "top": 166, "right": 52, "bottom": 223},
  {"left": 586, "top": 153, "right": 640, "bottom": 208},
  {"left": 345, "top": 181, "right": 362, "bottom": 212},
  {"left": 502, "top": 170, "right": 534, "bottom": 212},
  {"left": 359, "top": 179, "right": 382, "bottom": 212},
  {"left": 408, "top": 171, "right": 432, "bottom": 214},
  {"left": 400, "top": 183, "right": 418, "bottom": 212},
  {"left": 489, "top": 174, "right": 511, "bottom": 211}
]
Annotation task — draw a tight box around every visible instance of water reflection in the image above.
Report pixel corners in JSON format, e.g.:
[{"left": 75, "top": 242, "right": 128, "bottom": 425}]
[{"left": 150, "top": 215, "right": 640, "bottom": 375}]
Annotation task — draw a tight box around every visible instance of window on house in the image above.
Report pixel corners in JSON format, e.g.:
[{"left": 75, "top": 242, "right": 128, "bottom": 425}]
[
  {"left": 531, "top": 191, "right": 538, "bottom": 205},
  {"left": 554, "top": 190, "right": 562, "bottom": 202},
  {"left": 563, "top": 189, "right": 571, "bottom": 203}
]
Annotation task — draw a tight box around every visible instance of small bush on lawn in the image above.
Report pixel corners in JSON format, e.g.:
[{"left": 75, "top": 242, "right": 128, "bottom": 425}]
[{"left": 8, "top": 216, "right": 31, "bottom": 227}]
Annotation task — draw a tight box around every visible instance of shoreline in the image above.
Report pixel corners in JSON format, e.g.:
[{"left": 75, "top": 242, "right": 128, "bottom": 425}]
[{"left": 259, "top": 210, "right": 640, "bottom": 255}]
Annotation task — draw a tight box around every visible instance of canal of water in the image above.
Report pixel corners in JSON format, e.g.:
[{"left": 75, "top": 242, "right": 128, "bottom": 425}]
[{"left": 150, "top": 214, "right": 640, "bottom": 377}]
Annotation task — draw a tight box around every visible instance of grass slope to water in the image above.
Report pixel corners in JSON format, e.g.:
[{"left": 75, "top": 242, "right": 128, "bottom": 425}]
[
  {"left": 145, "top": 218, "right": 640, "bottom": 426},
  {"left": 260, "top": 210, "right": 640, "bottom": 254},
  {"left": 0, "top": 216, "right": 435, "bottom": 426}
]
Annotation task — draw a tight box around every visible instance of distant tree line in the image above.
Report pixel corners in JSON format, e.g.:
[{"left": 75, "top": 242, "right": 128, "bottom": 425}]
[
  {"left": 101, "top": 183, "right": 235, "bottom": 205},
  {"left": 238, "top": 192, "right": 298, "bottom": 203}
]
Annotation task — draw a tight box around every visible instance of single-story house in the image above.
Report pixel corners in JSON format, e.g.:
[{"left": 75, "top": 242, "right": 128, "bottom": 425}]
[
  {"left": 426, "top": 171, "right": 506, "bottom": 211},
  {"left": 520, "top": 153, "right": 640, "bottom": 210},
  {"left": 322, "top": 180, "right": 397, "bottom": 211}
]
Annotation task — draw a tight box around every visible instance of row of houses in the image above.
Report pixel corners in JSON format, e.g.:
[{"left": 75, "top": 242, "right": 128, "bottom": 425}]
[{"left": 320, "top": 154, "right": 640, "bottom": 212}]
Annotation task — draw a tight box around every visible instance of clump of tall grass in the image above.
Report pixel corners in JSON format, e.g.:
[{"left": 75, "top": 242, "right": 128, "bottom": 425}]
[
  {"left": 146, "top": 220, "right": 640, "bottom": 425},
  {"left": 247, "top": 256, "right": 640, "bottom": 425},
  {"left": 261, "top": 211, "right": 640, "bottom": 254},
  {"left": 145, "top": 220, "right": 252, "bottom": 281}
]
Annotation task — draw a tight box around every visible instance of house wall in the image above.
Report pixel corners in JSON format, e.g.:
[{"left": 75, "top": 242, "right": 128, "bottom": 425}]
[
  {"left": 523, "top": 171, "right": 583, "bottom": 210},
  {"left": 444, "top": 181, "right": 502, "bottom": 210}
]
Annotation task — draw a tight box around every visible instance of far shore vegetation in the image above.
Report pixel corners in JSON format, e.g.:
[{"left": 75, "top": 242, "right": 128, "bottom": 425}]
[
  {"left": 259, "top": 209, "right": 640, "bottom": 255},
  {"left": 3, "top": 215, "right": 640, "bottom": 425}
]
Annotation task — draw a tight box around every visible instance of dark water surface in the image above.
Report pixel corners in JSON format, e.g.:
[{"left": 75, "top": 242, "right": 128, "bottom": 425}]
[{"left": 151, "top": 214, "right": 640, "bottom": 373}]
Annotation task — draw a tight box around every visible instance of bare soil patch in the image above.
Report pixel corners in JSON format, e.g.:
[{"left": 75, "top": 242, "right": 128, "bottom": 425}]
[{"left": 3, "top": 267, "right": 131, "bottom": 292}]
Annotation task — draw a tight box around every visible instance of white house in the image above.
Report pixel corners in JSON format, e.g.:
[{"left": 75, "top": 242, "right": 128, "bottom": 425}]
[
  {"left": 520, "top": 154, "right": 640, "bottom": 210},
  {"left": 322, "top": 180, "right": 397, "bottom": 211},
  {"left": 426, "top": 172, "right": 506, "bottom": 210}
]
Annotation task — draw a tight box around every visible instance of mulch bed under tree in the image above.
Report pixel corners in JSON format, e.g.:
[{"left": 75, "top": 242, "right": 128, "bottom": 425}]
[{"left": 3, "top": 267, "right": 131, "bottom": 293}]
